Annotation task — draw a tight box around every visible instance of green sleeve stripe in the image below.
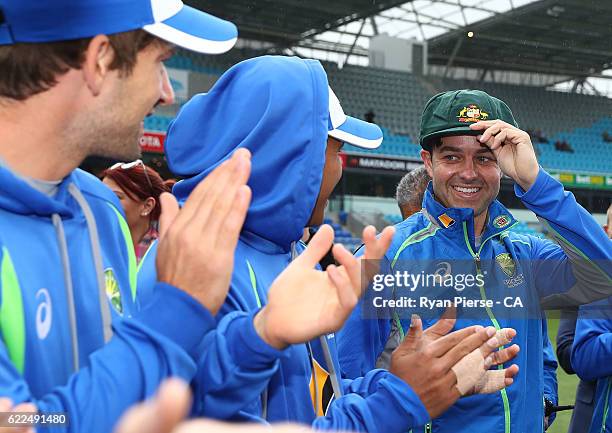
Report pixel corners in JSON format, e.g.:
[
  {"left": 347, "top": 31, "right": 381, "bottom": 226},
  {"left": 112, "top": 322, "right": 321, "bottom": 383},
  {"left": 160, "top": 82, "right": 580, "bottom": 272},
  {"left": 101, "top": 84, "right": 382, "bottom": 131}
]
[
  {"left": 501, "top": 231, "right": 531, "bottom": 247},
  {"left": 136, "top": 242, "right": 155, "bottom": 274},
  {"left": 509, "top": 238, "right": 531, "bottom": 247},
  {"left": 391, "top": 223, "right": 439, "bottom": 341},
  {"left": 601, "top": 377, "right": 611, "bottom": 433},
  {"left": 391, "top": 223, "right": 439, "bottom": 268},
  {"left": 107, "top": 203, "right": 138, "bottom": 302},
  {"left": 542, "top": 220, "right": 612, "bottom": 284},
  {"left": 246, "top": 260, "right": 262, "bottom": 308},
  {"left": 393, "top": 312, "right": 404, "bottom": 340},
  {"left": 0, "top": 248, "right": 25, "bottom": 374}
]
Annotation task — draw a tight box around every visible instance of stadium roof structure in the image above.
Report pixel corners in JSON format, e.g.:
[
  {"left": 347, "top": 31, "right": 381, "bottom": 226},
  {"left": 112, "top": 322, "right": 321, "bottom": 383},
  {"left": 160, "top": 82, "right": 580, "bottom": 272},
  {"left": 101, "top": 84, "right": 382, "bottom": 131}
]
[
  {"left": 187, "top": 0, "right": 409, "bottom": 46},
  {"left": 188, "top": 0, "right": 612, "bottom": 87},
  {"left": 426, "top": 0, "right": 612, "bottom": 79}
]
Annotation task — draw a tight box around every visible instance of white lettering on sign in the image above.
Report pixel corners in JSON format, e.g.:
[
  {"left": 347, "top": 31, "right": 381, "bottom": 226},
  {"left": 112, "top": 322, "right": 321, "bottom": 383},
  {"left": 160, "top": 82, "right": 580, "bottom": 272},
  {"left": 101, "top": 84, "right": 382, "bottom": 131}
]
[
  {"left": 139, "top": 134, "right": 162, "bottom": 150},
  {"left": 358, "top": 158, "right": 407, "bottom": 171}
]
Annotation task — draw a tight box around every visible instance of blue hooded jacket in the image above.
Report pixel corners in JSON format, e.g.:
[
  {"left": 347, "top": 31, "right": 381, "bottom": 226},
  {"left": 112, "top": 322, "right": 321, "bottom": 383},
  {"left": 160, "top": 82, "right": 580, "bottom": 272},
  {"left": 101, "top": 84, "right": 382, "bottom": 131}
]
[
  {"left": 0, "top": 164, "right": 215, "bottom": 433},
  {"left": 339, "top": 221, "right": 559, "bottom": 427},
  {"left": 572, "top": 297, "right": 612, "bottom": 433},
  {"left": 337, "top": 172, "right": 611, "bottom": 433},
  {"left": 138, "top": 55, "right": 430, "bottom": 431}
]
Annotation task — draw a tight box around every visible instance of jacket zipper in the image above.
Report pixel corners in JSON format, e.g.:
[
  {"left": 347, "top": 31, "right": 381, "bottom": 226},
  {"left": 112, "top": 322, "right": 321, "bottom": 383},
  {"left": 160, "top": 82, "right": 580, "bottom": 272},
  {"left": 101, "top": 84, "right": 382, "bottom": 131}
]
[{"left": 463, "top": 221, "right": 516, "bottom": 433}]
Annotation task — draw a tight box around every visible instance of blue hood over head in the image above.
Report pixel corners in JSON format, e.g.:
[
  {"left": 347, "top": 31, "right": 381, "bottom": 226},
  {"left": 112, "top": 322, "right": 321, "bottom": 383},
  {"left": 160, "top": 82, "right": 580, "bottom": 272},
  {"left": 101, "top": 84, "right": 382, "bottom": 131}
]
[{"left": 166, "top": 56, "right": 329, "bottom": 251}]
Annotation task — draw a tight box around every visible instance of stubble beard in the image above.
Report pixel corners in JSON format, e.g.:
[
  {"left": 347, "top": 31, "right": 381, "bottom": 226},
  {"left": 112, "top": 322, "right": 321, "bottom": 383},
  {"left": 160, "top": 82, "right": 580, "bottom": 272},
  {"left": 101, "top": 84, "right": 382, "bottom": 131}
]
[{"left": 77, "top": 113, "right": 143, "bottom": 161}]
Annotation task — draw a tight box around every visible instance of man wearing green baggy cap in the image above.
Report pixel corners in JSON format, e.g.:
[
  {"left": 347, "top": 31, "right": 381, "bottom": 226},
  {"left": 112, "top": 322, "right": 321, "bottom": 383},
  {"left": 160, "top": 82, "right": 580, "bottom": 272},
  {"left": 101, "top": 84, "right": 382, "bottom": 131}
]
[{"left": 337, "top": 89, "right": 612, "bottom": 432}]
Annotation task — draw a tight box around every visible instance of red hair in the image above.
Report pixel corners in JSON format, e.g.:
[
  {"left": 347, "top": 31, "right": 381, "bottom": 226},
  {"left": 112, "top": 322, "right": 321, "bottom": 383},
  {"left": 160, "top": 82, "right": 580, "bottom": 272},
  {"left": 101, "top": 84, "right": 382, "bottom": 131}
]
[{"left": 102, "top": 163, "right": 173, "bottom": 222}]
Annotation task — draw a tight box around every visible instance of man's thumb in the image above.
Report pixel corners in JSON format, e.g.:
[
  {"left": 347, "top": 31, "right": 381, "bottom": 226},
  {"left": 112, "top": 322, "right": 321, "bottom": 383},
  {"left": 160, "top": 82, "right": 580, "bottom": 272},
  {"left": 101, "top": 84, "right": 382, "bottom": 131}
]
[
  {"left": 293, "top": 225, "right": 334, "bottom": 268},
  {"left": 399, "top": 314, "right": 423, "bottom": 351}
]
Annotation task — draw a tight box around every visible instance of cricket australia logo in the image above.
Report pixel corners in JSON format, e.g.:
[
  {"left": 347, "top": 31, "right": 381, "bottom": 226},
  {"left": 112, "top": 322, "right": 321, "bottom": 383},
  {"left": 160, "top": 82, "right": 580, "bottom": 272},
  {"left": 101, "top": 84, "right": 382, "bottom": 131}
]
[
  {"left": 105, "top": 268, "right": 123, "bottom": 315},
  {"left": 496, "top": 253, "right": 525, "bottom": 288},
  {"left": 496, "top": 253, "right": 515, "bottom": 277},
  {"left": 457, "top": 104, "right": 489, "bottom": 123}
]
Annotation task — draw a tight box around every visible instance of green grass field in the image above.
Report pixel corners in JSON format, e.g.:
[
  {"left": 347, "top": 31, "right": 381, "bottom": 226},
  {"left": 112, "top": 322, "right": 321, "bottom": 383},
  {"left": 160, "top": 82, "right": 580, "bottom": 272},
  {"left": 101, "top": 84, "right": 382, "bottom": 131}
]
[{"left": 547, "top": 317, "right": 578, "bottom": 433}]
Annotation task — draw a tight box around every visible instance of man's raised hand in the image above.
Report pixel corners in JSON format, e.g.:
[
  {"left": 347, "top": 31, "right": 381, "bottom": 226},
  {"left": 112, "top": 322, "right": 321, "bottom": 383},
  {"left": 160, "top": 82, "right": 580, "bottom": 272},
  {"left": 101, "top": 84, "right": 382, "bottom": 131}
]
[
  {"left": 254, "top": 224, "right": 394, "bottom": 349},
  {"left": 469, "top": 120, "right": 539, "bottom": 191},
  {"left": 156, "top": 148, "right": 252, "bottom": 315}
]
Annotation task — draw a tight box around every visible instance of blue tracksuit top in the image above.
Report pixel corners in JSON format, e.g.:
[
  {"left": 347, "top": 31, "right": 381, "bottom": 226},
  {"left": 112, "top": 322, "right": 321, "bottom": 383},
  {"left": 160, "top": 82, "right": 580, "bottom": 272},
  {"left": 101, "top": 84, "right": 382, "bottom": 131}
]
[
  {"left": 336, "top": 168, "right": 612, "bottom": 433},
  {"left": 138, "top": 55, "right": 430, "bottom": 432},
  {"left": 572, "top": 296, "right": 612, "bottom": 433},
  {"left": 0, "top": 165, "right": 215, "bottom": 433}
]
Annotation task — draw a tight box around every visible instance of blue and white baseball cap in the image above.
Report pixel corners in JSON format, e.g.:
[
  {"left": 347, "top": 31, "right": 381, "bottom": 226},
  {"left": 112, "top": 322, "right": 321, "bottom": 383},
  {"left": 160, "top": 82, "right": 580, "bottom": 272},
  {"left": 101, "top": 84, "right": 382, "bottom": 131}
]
[
  {"left": 0, "top": 0, "right": 238, "bottom": 54},
  {"left": 328, "top": 86, "right": 383, "bottom": 149}
]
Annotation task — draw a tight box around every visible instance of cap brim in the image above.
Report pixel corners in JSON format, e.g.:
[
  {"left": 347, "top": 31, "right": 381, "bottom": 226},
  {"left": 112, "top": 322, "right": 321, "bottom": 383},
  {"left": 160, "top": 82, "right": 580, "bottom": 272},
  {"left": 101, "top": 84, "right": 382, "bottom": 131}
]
[
  {"left": 143, "top": 5, "right": 237, "bottom": 54},
  {"left": 329, "top": 116, "right": 383, "bottom": 149},
  {"left": 420, "top": 125, "right": 480, "bottom": 150}
]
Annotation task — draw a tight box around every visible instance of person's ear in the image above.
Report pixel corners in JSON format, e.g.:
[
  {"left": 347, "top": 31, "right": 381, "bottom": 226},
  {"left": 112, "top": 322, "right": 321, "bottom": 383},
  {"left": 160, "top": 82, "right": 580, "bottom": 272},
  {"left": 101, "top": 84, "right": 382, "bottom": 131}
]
[
  {"left": 421, "top": 149, "right": 434, "bottom": 178},
  {"left": 399, "top": 204, "right": 409, "bottom": 221},
  {"left": 82, "top": 35, "right": 115, "bottom": 96},
  {"left": 141, "top": 197, "right": 156, "bottom": 217}
]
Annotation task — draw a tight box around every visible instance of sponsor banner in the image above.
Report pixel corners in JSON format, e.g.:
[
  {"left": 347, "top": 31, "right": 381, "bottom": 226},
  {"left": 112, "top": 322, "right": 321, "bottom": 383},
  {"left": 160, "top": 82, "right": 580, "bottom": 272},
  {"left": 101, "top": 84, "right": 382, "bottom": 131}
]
[
  {"left": 341, "top": 153, "right": 611, "bottom": 189},
  {"left": 549, "top": 171, "right": 612, "bottom": 190},
  {"left": 341, "top": 152, "right": 421, "bottom": 173},
  {"left": 166, "top": 68, "right": 189, "bottom": 102},
  {"left": 140, "top": 131, "right": 165, "bottom": 154}
]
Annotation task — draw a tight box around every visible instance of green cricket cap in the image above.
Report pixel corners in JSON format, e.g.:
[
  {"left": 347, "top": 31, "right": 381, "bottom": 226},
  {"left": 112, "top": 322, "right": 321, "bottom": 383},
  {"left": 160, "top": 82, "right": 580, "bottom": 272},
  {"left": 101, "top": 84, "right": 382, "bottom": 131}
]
[{"left": 419, "top": 89, "right": 518, "bottom": 150}]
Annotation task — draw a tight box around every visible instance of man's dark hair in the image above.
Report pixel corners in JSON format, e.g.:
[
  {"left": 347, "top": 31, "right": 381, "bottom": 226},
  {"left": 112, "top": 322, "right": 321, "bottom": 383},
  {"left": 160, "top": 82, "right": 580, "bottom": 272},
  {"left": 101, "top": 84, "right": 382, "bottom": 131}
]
[
  {"left": 426, "top": 138, "right": 443, "bottom": 151},
  {"left": 0, "top": 29, "right": 163, "bottom": 100}
]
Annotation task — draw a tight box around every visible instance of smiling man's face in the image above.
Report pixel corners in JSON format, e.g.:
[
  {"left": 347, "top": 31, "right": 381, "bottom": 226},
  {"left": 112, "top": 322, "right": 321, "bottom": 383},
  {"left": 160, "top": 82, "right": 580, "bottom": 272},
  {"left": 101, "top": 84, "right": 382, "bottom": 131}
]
[
  {"left": 87, "top": 40, "right": 176, "bottom": 161},
  {"left": 421, "top": 135, "right": 502, "bottom": 218}
]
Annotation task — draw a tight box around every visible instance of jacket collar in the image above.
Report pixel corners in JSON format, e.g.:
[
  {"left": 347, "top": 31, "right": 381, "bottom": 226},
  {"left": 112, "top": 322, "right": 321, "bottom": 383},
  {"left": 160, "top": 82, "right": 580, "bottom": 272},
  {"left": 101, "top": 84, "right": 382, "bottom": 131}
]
[
  {"left": 422, "top": 183, "right": 518, "bottom": 246},
  {"left": 0, "top": 165, "right": 77, "bottom": 217}
]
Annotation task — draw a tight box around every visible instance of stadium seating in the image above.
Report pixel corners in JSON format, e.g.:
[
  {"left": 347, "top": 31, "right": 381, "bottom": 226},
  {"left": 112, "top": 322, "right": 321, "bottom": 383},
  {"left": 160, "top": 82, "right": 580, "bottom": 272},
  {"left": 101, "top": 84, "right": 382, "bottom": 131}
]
[
  {"left": 384, "top": 214, "right": 404, "bottom": 225},
  {"left": 143, "top": 115, "right": 173, "bottom": 132},
  {"left": 510, "top": 221, "right": 546, "bottom": 239},
  {"left": 165, "top": 48, "right": 267, "bottom": 75},
  {"left": 324, "top": 63, "right": 432, "bottom": 143},
  {"left": 536, "top": 117, "right": 612, "bottom": 173},
  {"left": 146, "top": 108, "right": 611, "bottom": 174},
  {"left": 322, "top": 218, "right": 362, "bottom": 252},
  {"left": 160, "top": 51, "right": 612, "bottom": 174},
  {"left": 164, "top": 52, "right": 226, "bottom": 75}
]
